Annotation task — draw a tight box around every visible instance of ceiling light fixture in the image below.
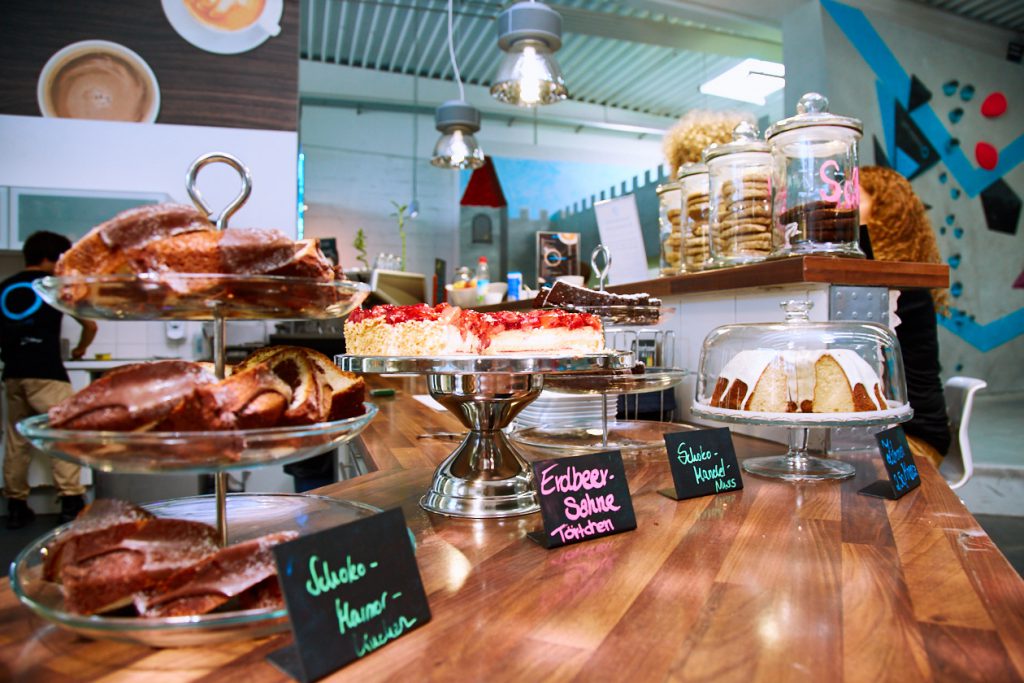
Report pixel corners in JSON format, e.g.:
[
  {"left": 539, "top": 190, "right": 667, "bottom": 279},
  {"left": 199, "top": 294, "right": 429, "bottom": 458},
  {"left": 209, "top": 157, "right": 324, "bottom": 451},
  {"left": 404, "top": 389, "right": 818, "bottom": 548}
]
[
  {"left": 491, "top": 0, "right": 568, "bottom": 107},
  {"left": 698, "top": 58, "right": 785, "bottom": 106},
  {"left": 431, "top": 0, "right": 485, "bottom": 170}
]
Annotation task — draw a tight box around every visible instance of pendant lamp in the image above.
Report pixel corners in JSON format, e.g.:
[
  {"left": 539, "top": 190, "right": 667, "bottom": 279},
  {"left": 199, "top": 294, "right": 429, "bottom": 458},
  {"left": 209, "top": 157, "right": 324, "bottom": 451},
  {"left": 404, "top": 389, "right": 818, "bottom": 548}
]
[
  {"left": 490, "top": 1, "right": 568, "bottom": 107},
  {"left": 431, "top": 0, "right": 485, "bottom": 170}
]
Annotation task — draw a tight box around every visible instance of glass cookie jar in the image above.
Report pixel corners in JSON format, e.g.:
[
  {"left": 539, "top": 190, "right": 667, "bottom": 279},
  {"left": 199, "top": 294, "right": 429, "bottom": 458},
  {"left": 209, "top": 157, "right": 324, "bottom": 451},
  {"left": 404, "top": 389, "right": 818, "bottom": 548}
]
[
  {"left": 656, "top": 178, "right": 683, "bottom": 275},
  {"left": 704, "top": 122, "right": 773, "bottom": 266},
  {"left": 767, "top": 92, "right": 865, "bottom": 258},
  {"left": 678, "top": 163, "right": 712, "bottom": 271},
  {"left": 691, "top": 300, "right": 911, "bottom": 481}
]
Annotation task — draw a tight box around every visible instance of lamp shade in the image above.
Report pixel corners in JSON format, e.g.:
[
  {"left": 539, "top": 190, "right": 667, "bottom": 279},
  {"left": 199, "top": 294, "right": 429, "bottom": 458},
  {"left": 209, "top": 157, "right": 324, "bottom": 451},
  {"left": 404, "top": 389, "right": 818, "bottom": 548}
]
[
  {"left": 491, "top": 1, "right": 567, "bottom": 107},
  {"left": 431, "top": 100, "right": 485, "bottom": 170}
]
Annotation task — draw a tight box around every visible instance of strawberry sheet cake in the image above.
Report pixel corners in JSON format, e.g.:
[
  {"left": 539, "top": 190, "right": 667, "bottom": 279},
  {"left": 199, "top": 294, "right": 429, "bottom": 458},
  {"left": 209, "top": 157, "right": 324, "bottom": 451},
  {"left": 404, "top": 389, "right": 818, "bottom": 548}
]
[{"left": 344, "top": 304, "right": 604, "bottom": 356}]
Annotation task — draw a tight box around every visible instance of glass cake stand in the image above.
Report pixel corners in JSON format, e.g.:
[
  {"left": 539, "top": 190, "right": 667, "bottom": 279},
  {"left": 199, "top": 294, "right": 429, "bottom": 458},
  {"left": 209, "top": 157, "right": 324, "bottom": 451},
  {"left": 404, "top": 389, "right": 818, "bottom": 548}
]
[
  {"left": 34, "top": 273, "right": 368, "bottom": 320},
  {"left": 691, "top": 402, "right": 913, "bottom": 480},
  {"left": 17, "top": 405, "right": 378, "bottom": 473},
  {"left": 10, "top": 494, "right": 382, "bottom": 647},
  {"left": 21, "top": 153, "right": 373, "bottom": 543},
  {"left": 9, "top": 152, "right": 379, "bottom": 647},
  {"left": 513, "top": 368, "right": 691, "bottom": 454},
  {"left": 339, "top": 352, "right": 633, "bottom": 518}
]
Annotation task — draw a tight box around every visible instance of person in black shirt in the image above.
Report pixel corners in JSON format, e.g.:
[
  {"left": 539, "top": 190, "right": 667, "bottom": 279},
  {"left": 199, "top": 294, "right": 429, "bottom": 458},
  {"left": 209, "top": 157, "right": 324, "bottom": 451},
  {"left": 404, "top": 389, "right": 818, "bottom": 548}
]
[
  {"left": 860, "top": 167, "right": 951, "bottom": 468},
  {"left": 2, "top": 232, "right": 97, "bottom": 529}
]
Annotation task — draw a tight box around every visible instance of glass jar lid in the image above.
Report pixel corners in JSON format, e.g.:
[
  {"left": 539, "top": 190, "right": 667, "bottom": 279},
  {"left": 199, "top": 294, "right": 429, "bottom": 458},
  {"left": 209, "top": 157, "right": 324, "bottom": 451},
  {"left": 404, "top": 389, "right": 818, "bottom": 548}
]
[
  {"left": 677, "top": 162, "right": 708, "bottom": 179},
  {"left": 766, "top": 92, "right": 863, "bottom": 139},
  {"left": 703, "top": 121, "right": 769, "bottom": 163},
  {"left": 656, "top": 180, "right": 681, "bottom": 194}
]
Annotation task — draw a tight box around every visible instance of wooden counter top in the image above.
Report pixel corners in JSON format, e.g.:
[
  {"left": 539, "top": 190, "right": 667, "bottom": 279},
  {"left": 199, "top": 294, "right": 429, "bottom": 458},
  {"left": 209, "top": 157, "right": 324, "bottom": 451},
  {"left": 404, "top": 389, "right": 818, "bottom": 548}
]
[
  {"left": 3, "top": 379, "right": 1021, "bottom": 682},
  {"left": 478, "top": 256, "right": 949, "bottom": 312}
]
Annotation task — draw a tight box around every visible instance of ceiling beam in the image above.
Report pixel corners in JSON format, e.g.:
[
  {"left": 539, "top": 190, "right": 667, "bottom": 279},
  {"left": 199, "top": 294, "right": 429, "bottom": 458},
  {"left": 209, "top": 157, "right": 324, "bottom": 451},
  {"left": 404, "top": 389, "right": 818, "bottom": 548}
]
[{"left": 554, "top": 4, "right": 782, "bottom": 61}]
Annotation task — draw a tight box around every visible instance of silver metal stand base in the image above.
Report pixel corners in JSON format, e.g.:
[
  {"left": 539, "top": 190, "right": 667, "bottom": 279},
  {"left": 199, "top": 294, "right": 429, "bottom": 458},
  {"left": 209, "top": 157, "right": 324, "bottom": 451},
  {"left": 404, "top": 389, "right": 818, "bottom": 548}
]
[{"left": 421, "top": 373, "right": 542, "bottom": 518}]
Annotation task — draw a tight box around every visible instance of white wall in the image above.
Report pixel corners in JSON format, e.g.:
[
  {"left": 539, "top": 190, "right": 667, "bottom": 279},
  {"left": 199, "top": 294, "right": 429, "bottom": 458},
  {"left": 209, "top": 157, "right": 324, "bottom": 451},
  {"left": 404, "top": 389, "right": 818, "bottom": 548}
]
[
  {"left": 0, "top": 114, "right": 298, "bottom": 234},
  {"left": 299, "top": 94, "right": 667, "bottom": 280}
]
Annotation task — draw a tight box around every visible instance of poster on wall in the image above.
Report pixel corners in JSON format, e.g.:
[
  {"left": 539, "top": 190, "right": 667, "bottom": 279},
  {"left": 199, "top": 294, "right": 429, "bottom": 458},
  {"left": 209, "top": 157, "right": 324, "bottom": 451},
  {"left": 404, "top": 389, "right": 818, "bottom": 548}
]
[
  {"left": 0, "top": 1, "right": 298, "bottom": 131},
  {"left": 536, "top": 232, "right": 580, "bottom": 287}
]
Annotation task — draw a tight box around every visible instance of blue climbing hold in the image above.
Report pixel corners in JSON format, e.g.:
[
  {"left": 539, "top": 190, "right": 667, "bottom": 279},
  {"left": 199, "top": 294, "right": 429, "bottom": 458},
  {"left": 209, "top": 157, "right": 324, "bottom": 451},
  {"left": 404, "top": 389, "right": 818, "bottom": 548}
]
[
  {"left": 954, "top": 227, "right": 964, "bottom": 238},
  {"left": 945, "top": 214, "right": 955, "bottom": 226},
  {"left": 951, "top": 282, "right": 963, "bottom": 297},
  {"left": 942, "top": 80, "right": 959, "bottom": 96},
  {"left": 939, "top": 172, "right": 948, "bottom": 183},
  {"left": 951, "top": 188, "right": 961, "bottom": 200},
  {"left": 948, "top": 108, "right": 964, "bottom": 124},
  {"left": 960, "top": 85, "right": 975, "bottom": 101},
  {"left": 947, "top": 254, "right": 961, "bottom": 268}
]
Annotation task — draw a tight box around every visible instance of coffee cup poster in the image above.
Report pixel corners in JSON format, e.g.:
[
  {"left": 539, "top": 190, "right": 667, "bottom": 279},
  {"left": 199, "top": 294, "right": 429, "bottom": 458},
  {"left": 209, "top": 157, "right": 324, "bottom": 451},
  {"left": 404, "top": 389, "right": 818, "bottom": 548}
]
[{"left": 0, "top": 1, "right": 298, "bottom": 131}]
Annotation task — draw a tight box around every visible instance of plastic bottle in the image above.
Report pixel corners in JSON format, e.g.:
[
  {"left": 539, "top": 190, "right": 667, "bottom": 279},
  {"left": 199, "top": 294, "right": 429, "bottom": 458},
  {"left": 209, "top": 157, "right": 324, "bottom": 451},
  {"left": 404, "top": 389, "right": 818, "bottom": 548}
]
[{"left": 476, "top": 256, "right": 490, "bottom": 304}]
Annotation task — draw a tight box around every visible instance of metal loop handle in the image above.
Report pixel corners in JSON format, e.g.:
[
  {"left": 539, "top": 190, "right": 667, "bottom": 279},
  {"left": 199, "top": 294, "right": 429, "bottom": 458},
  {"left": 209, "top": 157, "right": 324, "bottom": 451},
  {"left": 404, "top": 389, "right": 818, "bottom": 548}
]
[
  {"left": 591, "top": 244, "right": 611, "bottom": 291},
  {"left": 185, "top": 152, "right": 252, "bottom": 232}
]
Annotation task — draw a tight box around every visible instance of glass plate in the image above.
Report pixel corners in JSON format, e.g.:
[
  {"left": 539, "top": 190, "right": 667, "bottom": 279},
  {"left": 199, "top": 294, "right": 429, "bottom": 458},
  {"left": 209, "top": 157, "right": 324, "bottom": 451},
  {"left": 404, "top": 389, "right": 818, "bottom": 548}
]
[
  {"left": 10, "top": 493, "right": 382, "bottom": 648},
  {"left": 33, "top": 274, "right": 370, "bottom": 320},
  {"left": 17, "top": 403, "right": 377, "bottom": 473},
  {"left": 510, "top": 420, "right": 700, "bottom": 454},
  {"left": 542, "top": 368, "right": 687, "bottom": 395},
  {"left": 690, "top": 401, "right": 913, "bottom": 427},
  {"left": 338, "top": 351, "right": 635, "bottom": 375}
]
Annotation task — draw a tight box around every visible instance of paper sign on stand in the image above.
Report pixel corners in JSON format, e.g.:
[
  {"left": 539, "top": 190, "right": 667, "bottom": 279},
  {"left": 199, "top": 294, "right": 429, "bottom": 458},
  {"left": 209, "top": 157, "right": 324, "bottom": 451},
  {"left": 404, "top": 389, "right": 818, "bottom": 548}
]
[{"left": 593, "top": 194, "right": 650, "bottom": 284}]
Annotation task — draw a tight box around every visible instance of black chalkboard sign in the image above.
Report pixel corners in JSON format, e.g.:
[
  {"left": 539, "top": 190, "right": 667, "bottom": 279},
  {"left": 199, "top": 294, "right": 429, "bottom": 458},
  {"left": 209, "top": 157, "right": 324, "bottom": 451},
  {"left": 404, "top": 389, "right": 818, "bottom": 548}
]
[
  {"left": 659, "top": 427, "right": 743, "bottom": 501},
  {"left": 528, "top": 450, "right": 637, "bottom": 549},
  {"left": 268, "top": 507, "right": 431, "bottom": 682},
  {"left": 859, "top": 425, "right": 922, "bottom": 500}
]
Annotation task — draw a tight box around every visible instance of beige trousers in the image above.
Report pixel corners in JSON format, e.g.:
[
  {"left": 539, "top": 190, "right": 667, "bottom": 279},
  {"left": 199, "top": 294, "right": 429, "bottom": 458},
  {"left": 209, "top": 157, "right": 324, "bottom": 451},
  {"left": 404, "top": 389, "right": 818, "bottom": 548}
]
[{"left": 3, "top": 378, "right": 83, "bottom": 500}]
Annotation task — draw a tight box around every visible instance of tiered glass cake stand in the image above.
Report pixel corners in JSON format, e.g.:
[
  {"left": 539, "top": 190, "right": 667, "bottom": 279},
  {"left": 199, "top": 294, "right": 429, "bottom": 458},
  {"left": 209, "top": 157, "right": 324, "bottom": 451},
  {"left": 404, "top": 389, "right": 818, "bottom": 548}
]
[
  {"left": 9, "top": 153, "right": 377, "bottom": 646},
  {"left": 510, "top": 368, "right": 690, "bottom": 454},
  {"left": 339, "top": 352, "right": 633, "bottom": 518}
]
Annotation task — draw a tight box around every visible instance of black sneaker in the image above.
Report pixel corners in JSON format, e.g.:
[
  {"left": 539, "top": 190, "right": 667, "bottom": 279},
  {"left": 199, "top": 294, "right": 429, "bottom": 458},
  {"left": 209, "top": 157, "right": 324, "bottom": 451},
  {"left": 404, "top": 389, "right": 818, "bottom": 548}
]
[
  {"left": 6, "top": 499, "right": 36, "bottom": 530},
  {"left": 58, "top": 495, "right": 86, "bottom": 524}
]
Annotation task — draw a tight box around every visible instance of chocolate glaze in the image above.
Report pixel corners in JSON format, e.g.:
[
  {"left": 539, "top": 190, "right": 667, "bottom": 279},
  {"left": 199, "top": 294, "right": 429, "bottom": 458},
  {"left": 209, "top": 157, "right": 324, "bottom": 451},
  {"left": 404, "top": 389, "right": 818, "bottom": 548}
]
[
  {"left": 48, "top": 360, "right": 216, "bottom": 431},
  {"left": 99, "top": 204, "right": 212, "bottom": 250},
  {"left": 135, "top": 531, "right": 297, "bottom": 617}
]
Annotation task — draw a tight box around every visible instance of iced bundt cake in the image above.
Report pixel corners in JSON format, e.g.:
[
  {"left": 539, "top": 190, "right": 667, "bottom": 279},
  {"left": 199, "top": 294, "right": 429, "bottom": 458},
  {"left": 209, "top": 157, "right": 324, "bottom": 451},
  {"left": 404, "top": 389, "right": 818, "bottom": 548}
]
[{"left": 709, "top": 349, "right": 887, "bottom": 413}]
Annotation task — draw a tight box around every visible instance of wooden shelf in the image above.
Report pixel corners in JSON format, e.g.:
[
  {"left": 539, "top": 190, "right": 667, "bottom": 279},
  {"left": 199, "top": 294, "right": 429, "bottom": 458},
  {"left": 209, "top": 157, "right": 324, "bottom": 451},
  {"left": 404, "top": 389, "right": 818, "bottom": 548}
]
[{"left": 477, "top": 256, "right": 949, "bottom": 311}]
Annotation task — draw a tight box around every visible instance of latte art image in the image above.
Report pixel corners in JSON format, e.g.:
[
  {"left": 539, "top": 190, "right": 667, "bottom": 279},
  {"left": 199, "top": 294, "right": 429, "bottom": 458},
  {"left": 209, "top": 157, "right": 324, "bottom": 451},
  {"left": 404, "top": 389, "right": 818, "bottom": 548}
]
[
  {"left": 46, "top": 52, "right": 152, "bottom": 122},
  {"left": 37, "top": 41, "right": 160, "bottom": 123},
  {"left": 184, "top": 0, "right": 266, "bottom": 31}
]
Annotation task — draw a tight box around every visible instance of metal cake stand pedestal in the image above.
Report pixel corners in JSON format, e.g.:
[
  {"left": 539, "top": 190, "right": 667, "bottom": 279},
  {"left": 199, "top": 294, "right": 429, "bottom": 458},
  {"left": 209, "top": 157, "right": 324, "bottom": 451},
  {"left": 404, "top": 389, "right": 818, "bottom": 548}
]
[
  {"left": 339, "top": 352, "right": 633, "bottom": 518},
  {"left": 691, "top": 403, "right": 913, "bottom": 481}
]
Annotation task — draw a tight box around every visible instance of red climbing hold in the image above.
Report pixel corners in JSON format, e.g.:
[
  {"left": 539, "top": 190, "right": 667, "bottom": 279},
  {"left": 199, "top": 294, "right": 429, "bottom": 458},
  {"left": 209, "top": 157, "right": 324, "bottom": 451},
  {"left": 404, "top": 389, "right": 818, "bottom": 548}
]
[
  {"left": 980, "top": 92, "right": 1007, "bottom": 118},
  {"left": 975, "top": 142, "right": 998, "bottom": 170}
]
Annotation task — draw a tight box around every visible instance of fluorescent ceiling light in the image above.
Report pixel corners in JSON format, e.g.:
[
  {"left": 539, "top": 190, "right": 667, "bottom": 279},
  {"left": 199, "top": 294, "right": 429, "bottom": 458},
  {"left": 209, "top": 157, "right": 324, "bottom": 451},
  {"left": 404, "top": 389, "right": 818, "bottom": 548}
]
[{"left": 699, "top": 59, "right": 785, "bottom": 105}]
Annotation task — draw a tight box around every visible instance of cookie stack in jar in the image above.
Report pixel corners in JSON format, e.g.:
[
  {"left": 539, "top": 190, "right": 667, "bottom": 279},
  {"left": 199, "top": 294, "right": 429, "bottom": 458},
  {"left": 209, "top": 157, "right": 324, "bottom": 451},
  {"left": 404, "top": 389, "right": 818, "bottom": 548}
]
[{"left": 703, "top": 121, "right": 774, "bottom": 266}]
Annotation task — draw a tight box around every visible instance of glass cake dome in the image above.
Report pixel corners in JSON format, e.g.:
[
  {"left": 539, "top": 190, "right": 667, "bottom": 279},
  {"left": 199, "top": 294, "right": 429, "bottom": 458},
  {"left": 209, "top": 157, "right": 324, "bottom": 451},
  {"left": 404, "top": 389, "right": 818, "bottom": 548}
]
[{"left": 691, "top": 300, "right": 912, "bottom": 481}]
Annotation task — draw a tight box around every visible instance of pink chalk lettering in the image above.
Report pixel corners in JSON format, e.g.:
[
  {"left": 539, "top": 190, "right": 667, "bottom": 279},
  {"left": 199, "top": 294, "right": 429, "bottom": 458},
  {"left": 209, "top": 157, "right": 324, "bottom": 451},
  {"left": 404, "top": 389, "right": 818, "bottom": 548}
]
[
  {"left": 563, "top": 492, "right": 621, "bottom": 521},
  {"left": 549, "top": 518, "right": 616, "bottom": 543},
  {"left": 539, "top": 464, "right": 610, "bottom": 496}
]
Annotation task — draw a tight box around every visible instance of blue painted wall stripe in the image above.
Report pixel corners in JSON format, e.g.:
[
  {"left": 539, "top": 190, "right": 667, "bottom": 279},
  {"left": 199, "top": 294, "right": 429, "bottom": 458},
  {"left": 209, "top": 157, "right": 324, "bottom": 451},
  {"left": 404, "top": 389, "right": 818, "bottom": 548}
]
[{"left": 938, "top": 309, "right": 1024, "bottom": 352}]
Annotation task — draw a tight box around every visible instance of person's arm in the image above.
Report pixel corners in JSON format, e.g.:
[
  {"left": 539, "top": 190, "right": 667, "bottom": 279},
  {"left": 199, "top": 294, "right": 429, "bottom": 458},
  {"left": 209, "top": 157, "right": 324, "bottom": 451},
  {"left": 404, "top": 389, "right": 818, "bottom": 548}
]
[{"left": 71, "top": 317, "right": 98, "bottom": 360}]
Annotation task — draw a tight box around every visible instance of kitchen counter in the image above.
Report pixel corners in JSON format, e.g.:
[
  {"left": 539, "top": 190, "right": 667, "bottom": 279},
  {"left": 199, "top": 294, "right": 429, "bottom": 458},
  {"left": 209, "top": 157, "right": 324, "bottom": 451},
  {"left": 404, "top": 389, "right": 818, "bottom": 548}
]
[{"left": 2, "top": 377, "right": 1021, "bottom": 681}]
